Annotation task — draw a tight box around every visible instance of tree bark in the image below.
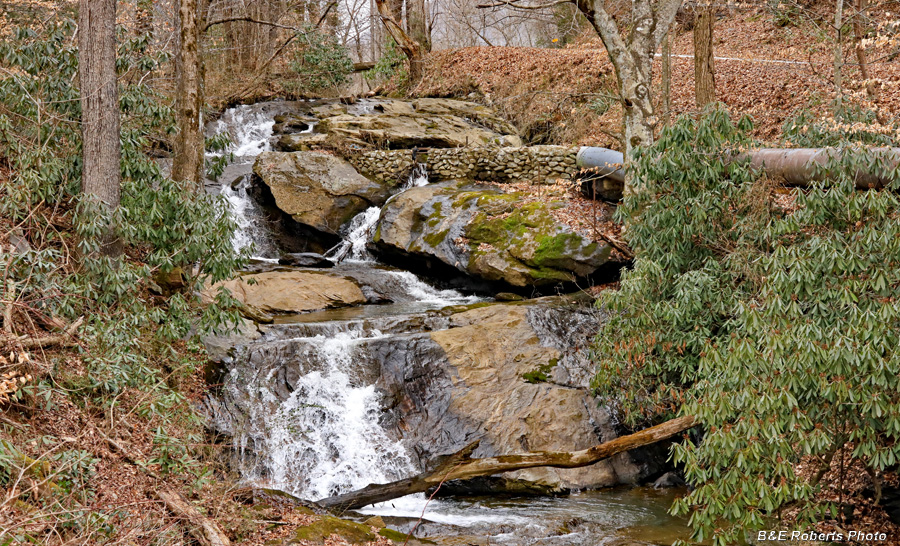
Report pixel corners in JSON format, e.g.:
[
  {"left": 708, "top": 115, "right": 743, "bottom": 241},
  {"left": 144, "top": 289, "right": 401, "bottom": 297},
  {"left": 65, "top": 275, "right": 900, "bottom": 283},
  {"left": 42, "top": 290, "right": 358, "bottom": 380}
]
[
  {"left": 374, "top": 0, "right": 424, "bottom": 84},
  {"left": 834, "top": 0, "right": 844, "bottom": 109},
  {"left": 570, "top": 0, "right": 684, "bottom": 193},
  {"left": 78, "top": 0, "right": 122, "bottom": 257},
  {"left": 172, "top": 0, "right": 205, "bottom": 187},
  {"left": 693, "top": 3, "right": 716, "bottom": 108},
  {"left": 318, "top": 415, "right": 696, "bottom": 513},
  {"left": 408, "top": 0, "right": 431, "bottom": 53},
  {"left": 852, "top": 0, "right": 876, "bottom": 99}
]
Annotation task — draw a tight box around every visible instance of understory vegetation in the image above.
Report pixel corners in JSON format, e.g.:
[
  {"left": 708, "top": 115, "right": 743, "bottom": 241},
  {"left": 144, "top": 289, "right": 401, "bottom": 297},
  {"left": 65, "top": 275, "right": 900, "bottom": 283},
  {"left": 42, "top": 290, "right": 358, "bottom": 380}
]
[
  {"left": 0, "top": 21, "right": 245, "bottom": 544},
  {"left": 592, "top": 107, "right": 900, "bottom": 544}
]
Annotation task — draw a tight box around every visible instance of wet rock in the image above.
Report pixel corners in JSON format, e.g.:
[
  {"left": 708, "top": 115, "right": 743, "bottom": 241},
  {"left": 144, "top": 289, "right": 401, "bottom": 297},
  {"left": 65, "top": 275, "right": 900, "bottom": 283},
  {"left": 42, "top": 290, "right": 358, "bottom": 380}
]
[
  {"left": 202, "top": 270, "right": 365, "bottom": 314},
  {"left": 652, "top": 471, "right": 686, "bottom": 489},
  {"left": 373, "top": 181, "right": 612, "bottom": 288},
  {"left": 495, "top": 292, "right": 526, "bottom": 301},
  {"left": 278, "top": 252, "right": 334, "bottom": 268},
  {"left": 253, "top": 151, "right": 398, "bottom": 235}
]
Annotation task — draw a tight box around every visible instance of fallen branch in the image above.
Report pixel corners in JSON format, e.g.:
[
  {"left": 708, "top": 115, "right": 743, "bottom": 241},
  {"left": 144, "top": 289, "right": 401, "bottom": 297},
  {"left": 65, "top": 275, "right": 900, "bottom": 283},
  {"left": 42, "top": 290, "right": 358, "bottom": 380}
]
[
  {"left": 158, "top": 489, "right": 232, "bottom": 546},
  {"left": 3, "top": 316, "right": 84, "bottom": 349},
  {"left": 319, "top": 415, "right": 696, "bottom": 513}
]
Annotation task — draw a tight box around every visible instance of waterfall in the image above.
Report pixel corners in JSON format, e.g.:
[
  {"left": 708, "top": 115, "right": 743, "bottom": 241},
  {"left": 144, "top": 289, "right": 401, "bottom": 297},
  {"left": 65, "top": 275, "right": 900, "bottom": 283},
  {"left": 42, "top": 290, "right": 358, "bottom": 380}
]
[
  {"left": 325, "top": 207, "right": 381, "bottom": 263},
  {"left": 326, "top": 162, "right": 430, "bottom": 264},
  {"left": 225, "top": 328, "right": 416, "bottom": 500},
  {"left": 207, "top": 105, "right": 279, "bottom": 259}
]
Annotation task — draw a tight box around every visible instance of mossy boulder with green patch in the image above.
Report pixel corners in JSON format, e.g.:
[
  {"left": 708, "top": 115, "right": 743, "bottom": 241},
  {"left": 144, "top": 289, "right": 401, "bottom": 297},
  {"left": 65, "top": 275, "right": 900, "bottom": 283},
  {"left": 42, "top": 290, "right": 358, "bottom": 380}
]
[
  {"left": 373, "top": 181, "right": 611, "bottom": 287},
  {"left": 288, "top": 515, "right": 377, "bottom": 544}
]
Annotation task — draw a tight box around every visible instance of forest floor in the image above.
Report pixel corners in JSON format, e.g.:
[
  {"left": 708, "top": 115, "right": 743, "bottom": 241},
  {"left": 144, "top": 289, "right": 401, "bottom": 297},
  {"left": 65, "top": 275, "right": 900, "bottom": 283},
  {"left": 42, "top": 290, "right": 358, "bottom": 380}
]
[{"left": 413, "top": 3, "right": 898, "bottom": 149}]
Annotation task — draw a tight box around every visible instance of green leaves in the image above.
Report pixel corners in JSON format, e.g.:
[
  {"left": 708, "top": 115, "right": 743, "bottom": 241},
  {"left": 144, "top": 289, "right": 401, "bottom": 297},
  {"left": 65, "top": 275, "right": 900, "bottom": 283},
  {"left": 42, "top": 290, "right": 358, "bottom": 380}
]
[
  {"left": 290, "top": 25, "right": 354, "bottom": 91},
  {"left": 593, "top": 107, "right": 900, "bottom": 542}
]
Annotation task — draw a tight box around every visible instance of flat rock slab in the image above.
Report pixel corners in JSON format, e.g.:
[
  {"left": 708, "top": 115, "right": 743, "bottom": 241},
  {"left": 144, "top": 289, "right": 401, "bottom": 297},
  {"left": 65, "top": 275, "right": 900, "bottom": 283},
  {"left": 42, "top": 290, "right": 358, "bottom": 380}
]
[{"left": 203, "top": 270, "right": 365, "bottom": 314}]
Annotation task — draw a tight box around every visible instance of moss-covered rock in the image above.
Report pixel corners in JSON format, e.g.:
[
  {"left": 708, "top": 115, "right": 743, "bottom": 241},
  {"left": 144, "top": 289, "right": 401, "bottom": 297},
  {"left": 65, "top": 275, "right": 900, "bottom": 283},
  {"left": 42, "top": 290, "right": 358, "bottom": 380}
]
[
  {"left": 288, "top": 515, "right": 377, "bottom": 544},
  {"left": 373, "top": 181, "right": 611, "bottom": 287}
]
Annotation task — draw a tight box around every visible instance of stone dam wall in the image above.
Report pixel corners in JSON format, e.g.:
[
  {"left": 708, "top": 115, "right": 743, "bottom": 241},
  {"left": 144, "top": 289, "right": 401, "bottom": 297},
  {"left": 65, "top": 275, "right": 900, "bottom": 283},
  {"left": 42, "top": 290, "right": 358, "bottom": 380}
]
[{"left": 350, "top": 145, "right": 579, "bottom": 184}]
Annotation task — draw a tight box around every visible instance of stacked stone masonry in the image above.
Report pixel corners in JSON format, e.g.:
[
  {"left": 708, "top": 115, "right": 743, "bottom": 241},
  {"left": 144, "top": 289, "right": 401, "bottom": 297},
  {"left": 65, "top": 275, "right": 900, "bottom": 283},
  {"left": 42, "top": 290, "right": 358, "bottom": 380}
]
[{"left": 351, "top": 145, "right": 579, "bottom": 184}]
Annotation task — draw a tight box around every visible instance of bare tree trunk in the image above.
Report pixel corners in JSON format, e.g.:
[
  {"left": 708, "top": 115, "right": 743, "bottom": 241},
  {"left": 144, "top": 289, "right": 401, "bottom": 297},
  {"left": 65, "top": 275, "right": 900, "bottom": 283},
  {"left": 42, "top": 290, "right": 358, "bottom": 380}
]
[
  {"left": 172, "top": 0, "right": 204, "bottom": 187},
  {"left": 693, "top": 3, "right": 715, "bottom": 108},
  {"left": 374, "top": 0, "right": 424, "bottom": 84},
  {"left": 569, "top": 0, "right": 684, "bottom": 193},
  {"left": 662, "top": 31, "right": 672, "bottom": 126},
  {"left": 408, "top": 0, "right": 431, "bottom": 52},
  {"left": 852, "top": 0, "right": 876, "bottom": 99},
  {"left": 834, "top": 0, "right": 844, "bottom": 109},
  {"left": 78, "top": 0, "right": 122, "bottom": 257},
  {"left": 319, "top": 416, "right": 697, "bottom": 513}
]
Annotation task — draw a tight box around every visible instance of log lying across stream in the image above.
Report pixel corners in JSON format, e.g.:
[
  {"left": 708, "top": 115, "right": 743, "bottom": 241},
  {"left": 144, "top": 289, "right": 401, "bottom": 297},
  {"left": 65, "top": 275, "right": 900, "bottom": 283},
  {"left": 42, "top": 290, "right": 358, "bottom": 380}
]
[{"left": 318, "top": 415, "right": 697, "bottom": 513}]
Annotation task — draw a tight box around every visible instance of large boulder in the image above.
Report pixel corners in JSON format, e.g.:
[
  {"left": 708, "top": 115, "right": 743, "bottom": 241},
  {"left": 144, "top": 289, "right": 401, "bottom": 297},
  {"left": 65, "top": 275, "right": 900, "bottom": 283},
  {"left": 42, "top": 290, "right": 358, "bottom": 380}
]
[
  {"left": 319, "top": 113, "right": 522, "bottom": 149},
  {"left": 373, "top": 181, "right": 611, "bottom": 287},
  {"left": 253, "top": 151, "right": 397, "bottom": 235},
  {"left": 417, "top": 302, "right": 649, "bottom": 490},
  {"left": 202, "top": 270, "right": 365, "bottom": 314}
]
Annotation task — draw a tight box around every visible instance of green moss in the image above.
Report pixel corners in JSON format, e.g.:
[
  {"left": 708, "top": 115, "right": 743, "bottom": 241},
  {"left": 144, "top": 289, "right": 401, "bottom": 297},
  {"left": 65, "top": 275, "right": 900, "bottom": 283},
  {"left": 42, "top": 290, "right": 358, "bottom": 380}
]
[
  {"left": 423, "top": 228, "right": 450, "bottom": 248},
  {"left": 523, "top": 357, "right": 559, "bottom": 384},
  {"left": 533, "top": 233, "right": 582, "bottom": 267},
  {"left": 291, "top": 515, "right": 377, "bottom": 544}
]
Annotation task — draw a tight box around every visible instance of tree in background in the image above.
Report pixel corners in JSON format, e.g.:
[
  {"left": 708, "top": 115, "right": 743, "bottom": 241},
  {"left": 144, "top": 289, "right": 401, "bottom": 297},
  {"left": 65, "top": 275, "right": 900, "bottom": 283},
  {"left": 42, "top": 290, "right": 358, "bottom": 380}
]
[
  {"left": 478, "top": 0, "right": 684, "bottom": 190},
  {"left": 693, "top": 0, "right": 715, "bottom": 108},
  {"left": 172, "top": 0, "right": 204, "bottom": 187},
  {"left": 78, "top": 0, "right": 121, "bottom": 257}
]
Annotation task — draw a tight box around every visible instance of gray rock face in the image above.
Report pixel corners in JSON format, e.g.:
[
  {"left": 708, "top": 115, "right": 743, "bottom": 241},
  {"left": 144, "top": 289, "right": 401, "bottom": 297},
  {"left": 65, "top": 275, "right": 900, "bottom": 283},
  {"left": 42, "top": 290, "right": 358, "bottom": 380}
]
[
  {"left": 373, "top": 181, "right": 612, "bottom": 287},
  {"left": 278, "top": 252, "right": 334, "bottom": 268},
  {"left": 206, "top": 297, "right": 661, "bottom": 495},
  {"left": 253, "top": 151, "right": 399, "bottom": 235}
]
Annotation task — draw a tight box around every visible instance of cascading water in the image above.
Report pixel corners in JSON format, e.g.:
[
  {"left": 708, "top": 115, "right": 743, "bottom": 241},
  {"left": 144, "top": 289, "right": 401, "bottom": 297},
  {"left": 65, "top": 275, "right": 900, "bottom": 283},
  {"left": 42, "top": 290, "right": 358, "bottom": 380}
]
[
  {"left": 326, "top": 161, "right": 431, "bottom": 263},
  {"left": 227, "top": 328, "right": 415, "bottom": 499},
  {"left": 206, "top": 100, "right": 691, "bottom": 545},
  {"left": 206, "top": 104, "right": 279, "bottom": 259}
]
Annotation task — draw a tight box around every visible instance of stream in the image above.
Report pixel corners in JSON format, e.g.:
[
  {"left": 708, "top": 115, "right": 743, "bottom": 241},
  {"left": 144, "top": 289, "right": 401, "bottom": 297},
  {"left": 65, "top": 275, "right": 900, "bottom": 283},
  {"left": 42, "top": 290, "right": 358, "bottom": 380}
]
[{"left": 203, "top": 102, "right": 694, "bottom": 545}]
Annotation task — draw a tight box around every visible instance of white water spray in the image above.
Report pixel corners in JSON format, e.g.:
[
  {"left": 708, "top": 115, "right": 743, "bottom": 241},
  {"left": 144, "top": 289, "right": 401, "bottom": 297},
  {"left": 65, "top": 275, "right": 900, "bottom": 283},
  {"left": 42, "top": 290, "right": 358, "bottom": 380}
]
[
  {"left": 231, "top": 330, "right": 415, "bottom": 499},
  {"left": 207, "top": 105, "right": 279, "bottom": 258}
]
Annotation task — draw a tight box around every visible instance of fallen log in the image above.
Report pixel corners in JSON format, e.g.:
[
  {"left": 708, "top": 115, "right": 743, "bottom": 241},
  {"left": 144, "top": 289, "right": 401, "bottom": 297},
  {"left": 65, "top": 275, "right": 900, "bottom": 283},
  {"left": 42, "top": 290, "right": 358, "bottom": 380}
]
[
  {"left": 318, "top": 415, "right": 696, "bottom": 513},
  {"left": 158, "top": 489, "right": 232, "bottom": 546}
]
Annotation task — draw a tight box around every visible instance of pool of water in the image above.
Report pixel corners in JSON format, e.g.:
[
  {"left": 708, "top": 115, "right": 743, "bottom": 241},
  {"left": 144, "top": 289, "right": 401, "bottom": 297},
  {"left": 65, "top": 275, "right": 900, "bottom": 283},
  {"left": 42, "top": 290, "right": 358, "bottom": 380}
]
[{"left": 355, "top": 487, "right": 694, "bottom": 545}]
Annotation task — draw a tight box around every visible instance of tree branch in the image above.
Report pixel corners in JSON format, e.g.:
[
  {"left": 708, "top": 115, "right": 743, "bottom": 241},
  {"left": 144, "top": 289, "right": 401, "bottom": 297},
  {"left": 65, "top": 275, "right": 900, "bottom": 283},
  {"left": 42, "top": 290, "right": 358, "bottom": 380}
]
[{"left": 319, "top": 415, "right": 696, "bottom": 513}]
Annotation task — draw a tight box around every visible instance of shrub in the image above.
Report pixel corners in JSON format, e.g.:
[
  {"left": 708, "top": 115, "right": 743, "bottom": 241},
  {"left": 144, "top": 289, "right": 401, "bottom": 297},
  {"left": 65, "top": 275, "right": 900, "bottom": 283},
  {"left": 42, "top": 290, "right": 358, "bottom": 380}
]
[
  {"left": 592, "top": 107, "right": 900, "bottom": 544},
  {"left": 290, "top": 25, "right": 354, "bottom": 91}
]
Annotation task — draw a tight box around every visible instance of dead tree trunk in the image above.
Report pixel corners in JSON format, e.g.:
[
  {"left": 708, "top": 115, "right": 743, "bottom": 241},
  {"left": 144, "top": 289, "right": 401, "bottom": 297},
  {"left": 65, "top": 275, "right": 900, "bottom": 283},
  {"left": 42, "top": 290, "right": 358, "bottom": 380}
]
[
  {"left": 693, "top": 3, "right": 715, "bottom": 108},
  {"left": 78, "top": 0, "right": 122, "bottom": 257},
  {"left": 172, "top": 0, "right": 205, "bottom": 187},
  {"left": 319, "top": 415, "right": 696, "bottom": 513},
  {"left": 374, "top": 0, "right": 424, "bottom": 84},
  {"left": 852, "top": 0, "right": 876, "bottom": 99}
]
